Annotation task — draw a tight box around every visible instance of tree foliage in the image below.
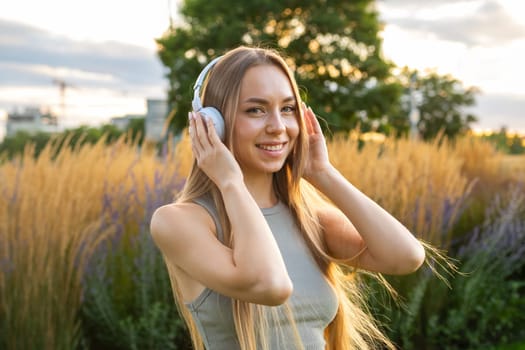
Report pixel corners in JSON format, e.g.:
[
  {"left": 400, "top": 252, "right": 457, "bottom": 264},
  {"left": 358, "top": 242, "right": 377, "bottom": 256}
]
[
  {"left": 482, "top": 127, "right": 525, "bottom": 154},
  {"left": 0, "top": 120, "right": 145, "bottom": 160},
  {"left": 0, "top": 130, "right": 52, "bottom": 159},
  {"left": 390, "top": 67, "right": 479, "bottom": 140},
  {"left": 156, "top": 0, "right": 403, "bottom": 134}
]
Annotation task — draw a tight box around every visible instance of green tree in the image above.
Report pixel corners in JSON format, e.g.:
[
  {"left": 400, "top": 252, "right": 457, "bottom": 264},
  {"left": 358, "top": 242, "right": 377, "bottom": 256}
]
[
  {"left": 483, "top": 127, "right": 512, "bottom": 153},
  {"left": 0, "top": 130, "right": 52, "bottom": 159},
  {"left": 485, "top": 127, "right": 525, "bottom": 155},
  {"left": 0, "top": 125, "right": 125, "bottom": 160},
  {"left": 390, "top": 67, "right": 479, "bottom": 140},
  {"left": 156, "top": 0, "right": 402, "bottom": 134},
  {"left": 57, "top": 125, "right": 123, "bottom": 150},
  {"left": 508, "top": 134, "right": 525, "bottom": 154},
  {"left": 125, "top": 117, "right": 145, "bottom": 144}
]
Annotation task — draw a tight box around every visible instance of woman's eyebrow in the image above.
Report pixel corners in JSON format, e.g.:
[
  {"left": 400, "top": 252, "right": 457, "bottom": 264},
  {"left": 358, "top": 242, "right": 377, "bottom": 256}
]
[
  {"left": 242, "top": 97, "right": 268, "bottom": 104},
  {"left": 242, "top": 96, "right": 296, "bottom": 104}
]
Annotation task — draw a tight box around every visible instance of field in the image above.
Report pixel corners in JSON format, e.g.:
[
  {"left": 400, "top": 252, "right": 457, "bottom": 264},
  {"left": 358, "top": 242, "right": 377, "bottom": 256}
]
[
  {"left": 0, "top": 132, "right": 524, "bottom": 349},
  {"left": 500, "top": 154, "right": 525, "bottom": 179}
]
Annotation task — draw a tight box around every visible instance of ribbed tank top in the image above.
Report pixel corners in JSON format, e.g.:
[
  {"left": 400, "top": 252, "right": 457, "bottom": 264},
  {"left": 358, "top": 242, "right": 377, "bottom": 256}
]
[{"left": 185, "top": 195, "right": 339, "bottom": 350}]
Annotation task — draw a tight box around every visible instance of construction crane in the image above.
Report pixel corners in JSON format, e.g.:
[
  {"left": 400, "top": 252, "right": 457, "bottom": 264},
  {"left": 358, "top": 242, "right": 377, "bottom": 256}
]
[{"left": 52, "top": 78, "right": 75, "bottom": 124}]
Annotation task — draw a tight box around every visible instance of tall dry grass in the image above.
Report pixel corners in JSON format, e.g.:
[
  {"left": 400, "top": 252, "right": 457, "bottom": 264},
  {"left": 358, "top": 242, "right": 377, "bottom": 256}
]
[
  {"left": 499, "top": 154, "right": 525, "bottom": 182},
  {"left": 328, "top": 131, "right": 473, "bottom": 247},
  {"left": 0, "top": 136, "right": 180, "bottom": 350},
  {"left": 324, "top": 132, "right": 524, "bottom": 349},
  {"left": 174, "top": 129, "right": 509, "bottom": 246},
  {"left": 454, "top": 135, "right": 507, "bottom": 185},
  {"left": 0, "top": 129, "right": 512, "bottom": 349}
]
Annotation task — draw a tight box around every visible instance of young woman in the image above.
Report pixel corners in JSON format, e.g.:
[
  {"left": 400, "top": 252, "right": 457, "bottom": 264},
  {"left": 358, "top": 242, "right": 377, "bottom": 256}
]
[{"left": 150, "top": 46, "right": 426, "bottom": 350}]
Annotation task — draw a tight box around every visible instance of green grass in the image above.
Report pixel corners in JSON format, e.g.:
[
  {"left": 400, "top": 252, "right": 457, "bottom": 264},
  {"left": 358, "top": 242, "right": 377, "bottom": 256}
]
[{"left": 496, "top": 342, "right": 525, "bottom": 350}]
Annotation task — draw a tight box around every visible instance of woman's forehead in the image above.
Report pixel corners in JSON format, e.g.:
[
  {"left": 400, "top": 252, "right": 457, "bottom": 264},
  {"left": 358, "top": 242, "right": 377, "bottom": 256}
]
[{"left": 238, "top": 65, "right": 294, "bottom": 102}]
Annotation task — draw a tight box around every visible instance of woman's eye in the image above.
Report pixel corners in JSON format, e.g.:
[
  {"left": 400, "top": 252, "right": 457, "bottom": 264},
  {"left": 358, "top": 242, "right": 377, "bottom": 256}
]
[
  {"left": 247, "top": 107, "right": 265, "bottom": 115},
  {"left": 282, "top": 105, "right": 296, "bottom": 114}
]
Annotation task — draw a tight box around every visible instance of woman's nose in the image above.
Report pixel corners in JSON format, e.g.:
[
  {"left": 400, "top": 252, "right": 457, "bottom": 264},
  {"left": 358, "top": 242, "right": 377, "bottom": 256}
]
[{"left": 266, "top": 110, "right": 286, "bottom": 133}]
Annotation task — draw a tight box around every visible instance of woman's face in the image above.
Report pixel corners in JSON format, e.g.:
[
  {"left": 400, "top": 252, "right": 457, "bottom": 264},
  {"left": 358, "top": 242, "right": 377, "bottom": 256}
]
[{"left": 232, "top": 64, "right": 300, "bottom": 179}]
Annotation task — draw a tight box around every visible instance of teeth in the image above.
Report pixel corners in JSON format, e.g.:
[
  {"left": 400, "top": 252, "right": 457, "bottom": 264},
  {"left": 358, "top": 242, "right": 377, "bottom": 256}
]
[{"left": 258, "top": 144, "right": 283, "bottom": 151}]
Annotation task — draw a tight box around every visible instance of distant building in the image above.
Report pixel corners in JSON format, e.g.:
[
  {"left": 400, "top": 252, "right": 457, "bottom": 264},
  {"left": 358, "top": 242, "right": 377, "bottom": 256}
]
[
  {"left": 115, "top": 99, "right": 173, "bottom": 142},
  {"left": 6, "top": 107, "right": 58, "bottom": 137},
  {"left": 110, "top": 114, "right": 144, "bottom": 131},
  {"left": 145, "top": 99, "right": 169, "bottom": 142}
]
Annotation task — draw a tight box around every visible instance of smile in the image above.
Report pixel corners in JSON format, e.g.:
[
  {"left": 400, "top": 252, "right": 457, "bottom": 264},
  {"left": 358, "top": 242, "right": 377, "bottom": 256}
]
[{"left": 256, "top": 143, "right": 286, "bottom": 151}]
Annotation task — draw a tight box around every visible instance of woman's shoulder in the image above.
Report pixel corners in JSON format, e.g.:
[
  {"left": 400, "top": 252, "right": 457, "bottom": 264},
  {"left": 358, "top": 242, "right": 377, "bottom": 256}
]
[
  {"left": 152, "top": 200, "right": 201, "bottom": 222},
  {"left": 150, "top": 201, "right": 215, "bottom": 246}
]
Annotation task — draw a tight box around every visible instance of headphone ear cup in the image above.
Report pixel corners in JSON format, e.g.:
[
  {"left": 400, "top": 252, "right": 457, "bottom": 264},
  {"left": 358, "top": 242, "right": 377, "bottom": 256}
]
[{"left": 199, "top": 107, "right": 225, "bottom": 141}]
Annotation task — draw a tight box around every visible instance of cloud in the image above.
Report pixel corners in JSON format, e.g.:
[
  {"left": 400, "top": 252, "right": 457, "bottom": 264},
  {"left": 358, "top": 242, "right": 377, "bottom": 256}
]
[
  {"left": 378, "top": 0, "right": 478, "bottom": 7},
  {"left": 0, "top": 18, "right": 167, "bottom": 90},
  {"left": 379, "top": 0, "right": 525, "bottom": 46},
  {"left": 470, "top": 93, "right": 525, "bottom": 131}
]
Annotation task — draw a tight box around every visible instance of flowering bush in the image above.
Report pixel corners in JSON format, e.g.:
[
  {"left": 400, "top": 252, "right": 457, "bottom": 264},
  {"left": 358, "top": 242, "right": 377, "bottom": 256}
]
[{"left": 0, "top": 131, "right": 523, "bottom": 349}]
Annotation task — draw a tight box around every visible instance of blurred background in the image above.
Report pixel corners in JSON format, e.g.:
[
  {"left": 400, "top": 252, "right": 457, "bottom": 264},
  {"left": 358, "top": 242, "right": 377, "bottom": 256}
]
[
  {"left": 1, "top": 1, "right": 524, "bottom": 350},
  {"left": 0, "top": 0, "right": 524, "bottom": 141}
]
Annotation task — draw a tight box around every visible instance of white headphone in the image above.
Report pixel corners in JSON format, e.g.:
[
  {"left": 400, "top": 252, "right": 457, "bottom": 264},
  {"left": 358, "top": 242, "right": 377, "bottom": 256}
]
[{"left": 191, "top": 56, "right": 226, "bottom": 140}]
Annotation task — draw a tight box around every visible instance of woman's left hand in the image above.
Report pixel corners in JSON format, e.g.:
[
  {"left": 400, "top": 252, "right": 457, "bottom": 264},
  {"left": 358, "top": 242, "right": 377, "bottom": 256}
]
[{"left": 302, "top": 103, "right": 333, "bottom": 184}]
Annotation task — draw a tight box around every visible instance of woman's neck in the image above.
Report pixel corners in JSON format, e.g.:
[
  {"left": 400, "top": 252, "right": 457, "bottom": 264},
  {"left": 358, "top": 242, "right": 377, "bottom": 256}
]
[{"left": 243, "top": 173, "right": 277, "bottom": 208}]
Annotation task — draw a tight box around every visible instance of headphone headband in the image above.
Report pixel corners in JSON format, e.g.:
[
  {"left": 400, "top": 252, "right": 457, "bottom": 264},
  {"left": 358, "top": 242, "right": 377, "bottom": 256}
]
[{"left": 192, "top": 55, "right": 224, "bottom": 112}]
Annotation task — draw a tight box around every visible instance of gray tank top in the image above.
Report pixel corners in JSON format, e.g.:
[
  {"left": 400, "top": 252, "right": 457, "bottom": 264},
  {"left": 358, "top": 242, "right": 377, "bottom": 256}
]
[{"left": 186, "top": 196, "right": 339, "bottom": 349}]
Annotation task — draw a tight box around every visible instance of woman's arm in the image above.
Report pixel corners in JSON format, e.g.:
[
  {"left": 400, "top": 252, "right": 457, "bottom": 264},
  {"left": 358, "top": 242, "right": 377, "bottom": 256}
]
[
  {"left": 302, "top": 105, "right": 425, "bottom": 275},
  {"left": 150, "top": 113, "right": 292, "bottom": 305}
]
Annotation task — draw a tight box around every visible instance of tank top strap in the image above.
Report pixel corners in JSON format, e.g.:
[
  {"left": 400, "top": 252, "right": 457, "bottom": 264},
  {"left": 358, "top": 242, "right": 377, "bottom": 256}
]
[{"left": 193, "top": 195, "right": 225, "bottom": 244}]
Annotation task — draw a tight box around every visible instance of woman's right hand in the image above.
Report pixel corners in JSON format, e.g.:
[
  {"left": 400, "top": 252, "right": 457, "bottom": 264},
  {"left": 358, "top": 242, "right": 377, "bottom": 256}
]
[{"left": 188, "top": 111, "right": 243, "bottom": 189}]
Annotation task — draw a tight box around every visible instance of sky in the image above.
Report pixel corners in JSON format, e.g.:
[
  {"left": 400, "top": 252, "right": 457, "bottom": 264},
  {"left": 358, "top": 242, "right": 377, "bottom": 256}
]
[{"left": 0, "top": 0, "right": 524, "bottom": 141}]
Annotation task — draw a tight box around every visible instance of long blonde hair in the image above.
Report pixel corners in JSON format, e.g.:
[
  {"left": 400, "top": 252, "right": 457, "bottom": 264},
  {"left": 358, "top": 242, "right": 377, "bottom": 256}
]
[{"left": 170, "top": 46, "right": 395, "bottom": 350}]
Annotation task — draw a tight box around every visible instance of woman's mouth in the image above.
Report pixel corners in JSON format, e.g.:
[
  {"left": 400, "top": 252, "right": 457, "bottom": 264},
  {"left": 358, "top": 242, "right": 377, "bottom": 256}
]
[{"left": 256, "top": 143, "right": 286, "bottom": 151}]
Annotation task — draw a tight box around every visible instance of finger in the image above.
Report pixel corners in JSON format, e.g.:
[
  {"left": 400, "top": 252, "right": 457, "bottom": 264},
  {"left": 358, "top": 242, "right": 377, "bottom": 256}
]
[
  {"left": 187, "top": 112, "right": 194, "bottom": 138},
  {"left": 303, "top": 105, "right": 315, "bottom": 134},
  {"left": 307, "top": 111, "right": 315, "bottom": 134},
  {"left": 300, "top": 102, "right": 312, "bottom": 132},
  {"left": 307, "top": 107, "right": 322, "bottom": 134},
  {"left": 188, "top": 113, "right": 202, "bottom": 158},
  {"left": 194, "top": 112, "right": 210, "bottom": 149},
  {"left": 301, "top": 101, "right": 308, "bottom": 113},
  {"left": 206, "top": 116, "right": 221, "bottom": 144},
  {"left": 191, "top": 112, "right": 208, "bottom": 154}
]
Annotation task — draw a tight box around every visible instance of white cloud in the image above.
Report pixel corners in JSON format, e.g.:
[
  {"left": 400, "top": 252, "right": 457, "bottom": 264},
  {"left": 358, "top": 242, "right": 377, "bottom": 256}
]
[
  {"left": 469, "top": 93, "right": 525, "bottom": 132},
  {"left": 1, "top": 62, "right": 117, "bottom": 83},
  {"left": 379, "top": 0, "right": 525, "bottom": 47},
  {"left": 0, "top": 19, "right": 167, "bottom": 95},
  {"left": 0, "top": 85, "right": 152, "bottom": 127},
  {"left": 379, "top": 0, "right": 525, "bottom": 132},
  {"left": 0, "top": 0, "right": 180, "bottom": 49},
  {"left": 0, "top": 0, "right": 523, "bottom": 133},
  {"left": 459, "top": 39, "right": 525, "bottom": 95},
  {"left": 0, "top": 18, "right": 168, "bottom": 127}
]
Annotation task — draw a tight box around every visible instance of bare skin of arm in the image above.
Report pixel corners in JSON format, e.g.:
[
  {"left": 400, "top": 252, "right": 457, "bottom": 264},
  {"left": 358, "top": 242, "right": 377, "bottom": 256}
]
[
  {"left": 150, "top": 114, "right": 292, "bottom": 305},
  {"left": 302, "top": 105, "right": 426, "bottom": 275}
]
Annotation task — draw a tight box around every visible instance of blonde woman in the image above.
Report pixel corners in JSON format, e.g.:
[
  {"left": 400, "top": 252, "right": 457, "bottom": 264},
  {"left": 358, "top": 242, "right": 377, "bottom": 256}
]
[{"left": 150, "top": 46, "right": 425, "bottom": 350}]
